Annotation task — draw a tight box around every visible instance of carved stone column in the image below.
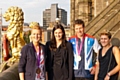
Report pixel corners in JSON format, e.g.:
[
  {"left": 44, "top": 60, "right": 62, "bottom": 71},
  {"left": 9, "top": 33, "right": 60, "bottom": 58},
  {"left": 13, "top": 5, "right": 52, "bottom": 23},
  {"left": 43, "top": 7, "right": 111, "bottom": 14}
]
[{"left": 70, "top": 0, "right": 93, "bottom": 35}]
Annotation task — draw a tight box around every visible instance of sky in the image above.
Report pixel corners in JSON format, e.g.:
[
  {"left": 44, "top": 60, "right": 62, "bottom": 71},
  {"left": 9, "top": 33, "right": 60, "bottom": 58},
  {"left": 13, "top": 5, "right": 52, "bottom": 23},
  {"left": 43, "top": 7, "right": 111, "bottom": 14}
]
[{"left": 0, "top": 0, "right": 70, "bottom": 26}]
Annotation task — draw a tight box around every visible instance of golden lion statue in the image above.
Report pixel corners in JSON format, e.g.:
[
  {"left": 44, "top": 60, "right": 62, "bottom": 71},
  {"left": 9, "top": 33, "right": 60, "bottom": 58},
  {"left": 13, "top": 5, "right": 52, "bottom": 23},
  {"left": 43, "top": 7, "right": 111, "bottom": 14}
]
[
  {"left": 0, "top": 6, "right": 26, "bottom": 80},
  {"left": 0, "top": 6, "right": 26, "bottom": 72},
  {"left": 3, "top": 6, "right": 25, "bottom": 60}
]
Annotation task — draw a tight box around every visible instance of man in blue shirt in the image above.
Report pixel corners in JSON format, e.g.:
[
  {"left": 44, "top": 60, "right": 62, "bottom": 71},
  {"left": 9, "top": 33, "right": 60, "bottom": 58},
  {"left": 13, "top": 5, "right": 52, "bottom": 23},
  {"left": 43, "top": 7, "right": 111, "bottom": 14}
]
[{"left": 69, "top": 19, "right": 101, "bottom": 80}]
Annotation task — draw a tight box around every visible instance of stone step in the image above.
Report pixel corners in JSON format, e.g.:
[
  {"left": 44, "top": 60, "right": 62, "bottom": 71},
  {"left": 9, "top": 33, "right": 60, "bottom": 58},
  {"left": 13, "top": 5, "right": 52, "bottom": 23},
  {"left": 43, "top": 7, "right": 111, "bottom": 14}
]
[
  {"left": 85, "top": 0, "right": 119, "bottom": 32},
  {"left": 86, "top": 2, "right": 120, "bottom": 39}
]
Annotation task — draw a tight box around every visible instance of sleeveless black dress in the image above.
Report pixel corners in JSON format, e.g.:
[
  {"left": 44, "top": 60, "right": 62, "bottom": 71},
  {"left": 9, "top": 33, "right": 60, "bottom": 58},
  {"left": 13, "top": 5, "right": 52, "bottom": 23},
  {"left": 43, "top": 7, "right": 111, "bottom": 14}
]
[{"left": 98, "top": 46, "right": 119, "bottom": 80}]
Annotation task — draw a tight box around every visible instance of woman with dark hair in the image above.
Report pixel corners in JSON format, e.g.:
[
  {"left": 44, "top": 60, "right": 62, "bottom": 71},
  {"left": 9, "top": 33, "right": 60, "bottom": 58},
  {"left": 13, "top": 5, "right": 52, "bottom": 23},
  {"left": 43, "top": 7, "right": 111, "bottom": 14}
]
[{"left": 46, "top": 24, "right": 74, "bottom": 80}]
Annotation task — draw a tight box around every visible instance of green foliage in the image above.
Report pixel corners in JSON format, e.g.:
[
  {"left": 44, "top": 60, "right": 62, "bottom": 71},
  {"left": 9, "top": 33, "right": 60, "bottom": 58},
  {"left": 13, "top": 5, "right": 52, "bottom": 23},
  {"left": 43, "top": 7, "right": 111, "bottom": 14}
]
[{"left": 23, "top": 31, "right": 31, "bottom": 44}]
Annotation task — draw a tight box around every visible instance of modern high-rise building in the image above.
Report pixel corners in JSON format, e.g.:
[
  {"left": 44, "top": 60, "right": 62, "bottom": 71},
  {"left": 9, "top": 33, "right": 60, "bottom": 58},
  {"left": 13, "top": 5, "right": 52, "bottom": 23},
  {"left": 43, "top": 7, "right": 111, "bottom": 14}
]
[
  {"left": 58, "top": 8, "right": 67, "bottom": 26},
  {"left": 43, "top": 4, "right": 67, "bottom": 28}
]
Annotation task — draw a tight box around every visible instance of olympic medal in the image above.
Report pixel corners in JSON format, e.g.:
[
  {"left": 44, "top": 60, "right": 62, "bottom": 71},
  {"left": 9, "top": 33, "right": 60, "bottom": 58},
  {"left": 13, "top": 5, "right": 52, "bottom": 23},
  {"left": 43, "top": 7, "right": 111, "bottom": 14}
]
[
  {"left": 77, "top": 56, "right": 81, "bottom": 61},
  {"left": 36, "top": 67, "right": 41, "bottom": 74}
]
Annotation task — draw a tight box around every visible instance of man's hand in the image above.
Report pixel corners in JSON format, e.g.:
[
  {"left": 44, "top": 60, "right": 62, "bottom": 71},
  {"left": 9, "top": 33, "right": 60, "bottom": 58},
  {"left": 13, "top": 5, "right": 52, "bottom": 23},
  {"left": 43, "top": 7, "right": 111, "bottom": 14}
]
[{"left": 90, "top": 66, "right": 95, "bottom": 75}]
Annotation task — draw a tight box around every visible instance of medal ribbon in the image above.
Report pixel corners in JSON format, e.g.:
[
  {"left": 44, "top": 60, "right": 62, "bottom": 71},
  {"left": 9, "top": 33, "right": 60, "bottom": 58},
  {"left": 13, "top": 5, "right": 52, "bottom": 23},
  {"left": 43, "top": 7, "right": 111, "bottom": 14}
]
[
  {"left": 76, "top": 36, "right": 84, "bottom": 56},
  {"left": 37, "top": 47, "right": 41, "bottom": 67}
]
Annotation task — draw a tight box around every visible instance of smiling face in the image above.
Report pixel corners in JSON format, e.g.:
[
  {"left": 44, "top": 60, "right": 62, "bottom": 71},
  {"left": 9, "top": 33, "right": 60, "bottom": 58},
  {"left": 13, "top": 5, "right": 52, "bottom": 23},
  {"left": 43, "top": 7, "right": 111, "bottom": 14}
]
[
  {"left": 100, "top": 35, "right": 111, "bottom": 47},
  {"left": 54, "top": 28, "right": 63, "bottom": 41},
  {"left": 75, "top": 24, "right": 84, "bottom": 38},
  {"left": 31, "top": 28, "right": 41, "bottom": 43}
]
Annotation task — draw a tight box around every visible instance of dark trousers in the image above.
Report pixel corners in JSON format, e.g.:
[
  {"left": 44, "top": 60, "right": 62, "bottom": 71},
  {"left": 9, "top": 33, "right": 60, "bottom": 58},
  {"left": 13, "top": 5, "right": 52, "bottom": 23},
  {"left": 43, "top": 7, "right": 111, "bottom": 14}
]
[{"left": 74, "top": 77, "right": 94, "bottom": 80}]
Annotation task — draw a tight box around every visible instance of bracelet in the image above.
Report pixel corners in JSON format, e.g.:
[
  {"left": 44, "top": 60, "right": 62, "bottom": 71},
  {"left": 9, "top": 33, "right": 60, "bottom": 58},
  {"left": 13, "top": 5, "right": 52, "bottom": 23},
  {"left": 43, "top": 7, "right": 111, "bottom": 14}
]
[{"left": 107, "top": 73, "right": 110, "bottom": 77}]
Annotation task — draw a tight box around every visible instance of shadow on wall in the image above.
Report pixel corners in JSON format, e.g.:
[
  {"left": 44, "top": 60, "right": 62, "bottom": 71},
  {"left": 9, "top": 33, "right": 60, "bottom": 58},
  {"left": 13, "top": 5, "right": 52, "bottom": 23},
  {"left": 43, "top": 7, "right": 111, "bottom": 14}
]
[{"left": 111, "top": 38, "right": 120, "bottom": 48}]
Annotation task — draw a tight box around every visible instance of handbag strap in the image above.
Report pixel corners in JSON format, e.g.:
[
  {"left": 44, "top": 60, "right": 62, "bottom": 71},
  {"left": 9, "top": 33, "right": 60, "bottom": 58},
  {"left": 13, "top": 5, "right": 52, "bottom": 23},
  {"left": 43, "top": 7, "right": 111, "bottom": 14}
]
[{"left": 107, "top": 48, "right": 113, "bottom": 73}]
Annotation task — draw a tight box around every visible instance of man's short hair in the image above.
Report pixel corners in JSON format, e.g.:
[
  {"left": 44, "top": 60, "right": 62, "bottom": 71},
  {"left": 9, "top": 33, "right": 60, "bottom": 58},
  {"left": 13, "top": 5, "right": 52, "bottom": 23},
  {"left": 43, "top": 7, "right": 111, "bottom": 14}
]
[{"left": 74, "top": 19, "right": 85, "bottom": 27}]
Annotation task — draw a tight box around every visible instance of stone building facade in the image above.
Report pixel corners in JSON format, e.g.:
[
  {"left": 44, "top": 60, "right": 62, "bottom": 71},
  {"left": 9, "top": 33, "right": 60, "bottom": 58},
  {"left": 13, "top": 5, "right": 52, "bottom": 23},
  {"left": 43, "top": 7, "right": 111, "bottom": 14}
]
[{"left": 70, "top": 0, "right": 114, "bottom": 35}]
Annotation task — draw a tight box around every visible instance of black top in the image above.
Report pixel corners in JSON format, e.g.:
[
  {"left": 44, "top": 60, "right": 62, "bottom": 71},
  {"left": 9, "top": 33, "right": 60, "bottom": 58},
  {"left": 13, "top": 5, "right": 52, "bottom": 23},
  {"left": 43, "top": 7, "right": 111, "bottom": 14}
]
[
  {"left": 98, "top": 46, "right": 119, "bottom": 80},
  {"left": 46, "top": 41, "right": 74, "bottom": 80},
  {"left": 53, "top": 45, "right": 63, "bottom": 80}
]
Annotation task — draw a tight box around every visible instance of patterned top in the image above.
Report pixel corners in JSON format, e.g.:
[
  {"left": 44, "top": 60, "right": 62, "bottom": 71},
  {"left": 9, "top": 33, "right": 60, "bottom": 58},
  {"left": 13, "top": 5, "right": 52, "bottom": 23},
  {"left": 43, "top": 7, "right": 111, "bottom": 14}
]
[
  {"left": 35, "top": 49, "right": 45, "bottom": 80},
  {"left": 69, "top": 34, "right": 101, "bottom": 78}
]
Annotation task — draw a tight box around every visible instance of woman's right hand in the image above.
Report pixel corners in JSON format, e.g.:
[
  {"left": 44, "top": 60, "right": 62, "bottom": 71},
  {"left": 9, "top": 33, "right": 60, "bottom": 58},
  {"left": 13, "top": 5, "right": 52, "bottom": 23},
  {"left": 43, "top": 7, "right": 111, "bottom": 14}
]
[{"left": 104, "top": 74, "right": 110, "bottom": 80}]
